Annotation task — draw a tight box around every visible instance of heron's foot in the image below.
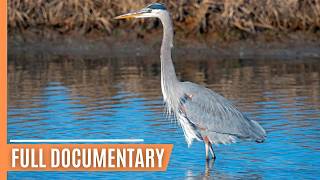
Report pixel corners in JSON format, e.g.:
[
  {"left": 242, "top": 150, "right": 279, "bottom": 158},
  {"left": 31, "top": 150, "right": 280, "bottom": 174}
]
[
  {"left": 206, "top": 155, "right": 216, "bottom": 161},
  {"left": 205, "top": 158, "right": 215, "bottom": 167}
]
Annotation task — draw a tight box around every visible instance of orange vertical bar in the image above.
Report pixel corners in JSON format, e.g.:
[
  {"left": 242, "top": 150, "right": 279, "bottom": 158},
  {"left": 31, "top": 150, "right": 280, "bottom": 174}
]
[{"left": 0, "top": 0, "right": 8, "bottom": 179}]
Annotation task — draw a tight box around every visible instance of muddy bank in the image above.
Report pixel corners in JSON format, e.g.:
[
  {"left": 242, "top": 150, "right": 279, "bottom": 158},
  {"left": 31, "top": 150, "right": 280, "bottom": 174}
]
[{"left": 9, "top": 33, "right": 320, "bottom": 60}]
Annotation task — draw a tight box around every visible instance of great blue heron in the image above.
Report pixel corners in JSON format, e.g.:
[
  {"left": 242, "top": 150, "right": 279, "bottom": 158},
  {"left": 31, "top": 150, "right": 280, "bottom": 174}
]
[{"left": 115, "top": 3, "right": 266, "bottom": 160}]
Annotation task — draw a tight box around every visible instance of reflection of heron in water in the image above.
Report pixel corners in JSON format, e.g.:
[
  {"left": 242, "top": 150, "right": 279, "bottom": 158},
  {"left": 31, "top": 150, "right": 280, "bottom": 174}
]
[
  {"left": 187, "top": 160, "right": 263, "bottom": 179},
  {"left": 115, "top": 3, "right": 266, "bottom": 160}
]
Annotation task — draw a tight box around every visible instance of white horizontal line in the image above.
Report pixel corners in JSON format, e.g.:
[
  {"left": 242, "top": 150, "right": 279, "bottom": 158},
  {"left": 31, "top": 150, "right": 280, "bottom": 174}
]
[{"left": 9, "top": 139, "right": 144, "bottom": 143}]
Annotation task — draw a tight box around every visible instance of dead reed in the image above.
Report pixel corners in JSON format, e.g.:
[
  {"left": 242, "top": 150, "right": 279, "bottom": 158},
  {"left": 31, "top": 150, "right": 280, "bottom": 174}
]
[{"left": 8, "top": 0, "right": 320, "bottom": 39}]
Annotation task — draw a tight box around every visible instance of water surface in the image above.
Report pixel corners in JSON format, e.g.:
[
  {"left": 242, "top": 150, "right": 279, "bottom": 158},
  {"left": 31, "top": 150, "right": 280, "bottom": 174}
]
[{"left": 8, "top": 53, "right": 320, "bottom": 179}]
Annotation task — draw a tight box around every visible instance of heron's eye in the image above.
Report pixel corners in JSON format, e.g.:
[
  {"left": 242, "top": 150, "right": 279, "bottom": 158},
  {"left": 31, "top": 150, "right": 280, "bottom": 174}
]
[{"left": 141, "top": 8, "right": 152, "bottom": 13}]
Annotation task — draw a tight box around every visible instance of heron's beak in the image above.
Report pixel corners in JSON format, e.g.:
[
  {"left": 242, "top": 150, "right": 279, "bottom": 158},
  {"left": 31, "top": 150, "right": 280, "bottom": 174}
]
[{"left": 114, "top": 11, "right": 144, "bottom": 20}]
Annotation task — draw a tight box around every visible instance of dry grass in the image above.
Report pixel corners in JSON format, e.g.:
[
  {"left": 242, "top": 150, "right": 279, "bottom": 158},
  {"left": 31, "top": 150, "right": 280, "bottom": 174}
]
[{"left": 8, "top": 0, "right": 320, "bottom": 38}]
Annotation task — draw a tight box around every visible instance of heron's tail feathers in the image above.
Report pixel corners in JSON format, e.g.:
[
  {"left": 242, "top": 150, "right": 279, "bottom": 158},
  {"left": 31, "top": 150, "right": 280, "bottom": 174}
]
[
  {"left": 206, "top": 120, "right": 266, "bottom": 145},
  {"left": 248, "top": 120, "right": 267, "bottom": 143}
]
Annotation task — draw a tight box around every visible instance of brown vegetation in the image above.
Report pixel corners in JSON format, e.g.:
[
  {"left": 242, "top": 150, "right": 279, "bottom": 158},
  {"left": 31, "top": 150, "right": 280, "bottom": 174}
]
[{"left": 8, "top": 0, "right": 320, "bottom": 40}]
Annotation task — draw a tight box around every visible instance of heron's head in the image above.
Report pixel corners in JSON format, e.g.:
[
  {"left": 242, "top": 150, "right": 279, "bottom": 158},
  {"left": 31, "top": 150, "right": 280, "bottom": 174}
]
[{"left": 114, "top": 3, "right": 167, "bottom": 20}]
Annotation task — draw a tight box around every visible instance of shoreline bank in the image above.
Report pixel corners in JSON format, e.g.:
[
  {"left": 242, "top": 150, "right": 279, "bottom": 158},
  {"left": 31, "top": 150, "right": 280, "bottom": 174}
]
[{"left": 9, "top": 34, "right": 320, "bottom": 60}]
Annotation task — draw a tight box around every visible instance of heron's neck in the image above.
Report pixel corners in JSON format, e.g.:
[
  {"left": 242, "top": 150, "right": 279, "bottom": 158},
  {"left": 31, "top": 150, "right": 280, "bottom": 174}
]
[
  {"left": 159, "top": 13, "right": 178, "bottom": 84},
  {"left": 159, "top": 12, "right": 179, "bottom": 112}
]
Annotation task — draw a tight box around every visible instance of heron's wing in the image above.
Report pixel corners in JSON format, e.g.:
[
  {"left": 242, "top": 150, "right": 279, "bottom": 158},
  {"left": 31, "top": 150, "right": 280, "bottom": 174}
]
[{"left": 180, "top": 81, "right": 266, "bottom": 141}]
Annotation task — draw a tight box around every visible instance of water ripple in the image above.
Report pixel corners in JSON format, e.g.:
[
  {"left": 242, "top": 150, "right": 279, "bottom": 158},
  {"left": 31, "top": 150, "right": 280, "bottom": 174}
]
[{"left": 8, "top": 55, "right": 320, "bottom": 179}]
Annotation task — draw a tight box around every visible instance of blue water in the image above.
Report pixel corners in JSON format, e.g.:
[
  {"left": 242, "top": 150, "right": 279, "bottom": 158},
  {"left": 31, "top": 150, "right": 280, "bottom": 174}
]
[{"left": 7, "top": 55, "right": 320, "bottom": 179}]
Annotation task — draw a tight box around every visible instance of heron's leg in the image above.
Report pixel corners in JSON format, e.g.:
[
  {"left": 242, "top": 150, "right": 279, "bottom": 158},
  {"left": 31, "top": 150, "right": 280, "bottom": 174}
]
[
  {"left": 208, "top": 142, "right": 216, "bottom": 160},
  {"left": 205, "top": 143, "right": 209, "bottom": 160},
  {"left": 203, "top": 136, "right": 211, "bottom": 160}
]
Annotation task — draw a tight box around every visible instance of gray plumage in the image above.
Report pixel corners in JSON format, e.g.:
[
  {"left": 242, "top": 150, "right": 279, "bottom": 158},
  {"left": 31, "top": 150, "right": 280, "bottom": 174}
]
[
  {"left": 180, "top": 81, "right": 266, "bottom": 145},
  {"left": 115, "top": 3, "right": 266, "bottom": 160}
]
